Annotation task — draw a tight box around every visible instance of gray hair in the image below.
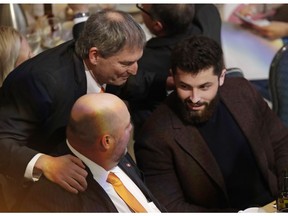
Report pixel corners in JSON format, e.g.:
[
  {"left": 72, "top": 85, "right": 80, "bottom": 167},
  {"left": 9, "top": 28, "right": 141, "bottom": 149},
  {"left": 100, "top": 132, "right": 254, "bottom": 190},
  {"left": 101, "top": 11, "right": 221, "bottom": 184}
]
[{"left": 75, "top": 9, "right": 146, "bottom": 59}]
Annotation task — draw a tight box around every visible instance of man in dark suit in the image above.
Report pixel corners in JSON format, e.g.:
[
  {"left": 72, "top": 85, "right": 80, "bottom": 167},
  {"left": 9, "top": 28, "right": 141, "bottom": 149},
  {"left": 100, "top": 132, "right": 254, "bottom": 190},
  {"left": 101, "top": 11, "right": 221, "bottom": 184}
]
[
  {"left": 135, "top": 35, "right": 288, "bottom": 212},
  {"left": 13, "top": 93, "right": 165, "bottom": 212},
  {"left": 0, "top": 8, "right": 146, "bottom": 209}
]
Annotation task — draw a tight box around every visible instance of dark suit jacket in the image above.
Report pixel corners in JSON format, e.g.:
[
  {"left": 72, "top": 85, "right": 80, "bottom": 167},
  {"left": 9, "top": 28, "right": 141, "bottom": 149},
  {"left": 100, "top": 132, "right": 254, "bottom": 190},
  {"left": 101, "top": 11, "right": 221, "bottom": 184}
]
[
  {"left": 135, "top": 77, "right": 288, "bottom": 212},
  {"left": 0, "top": 41, "right": 86, "bottom": 182},
  {"left": 13, "top": 150, "right": 166, "bottom": 212}
]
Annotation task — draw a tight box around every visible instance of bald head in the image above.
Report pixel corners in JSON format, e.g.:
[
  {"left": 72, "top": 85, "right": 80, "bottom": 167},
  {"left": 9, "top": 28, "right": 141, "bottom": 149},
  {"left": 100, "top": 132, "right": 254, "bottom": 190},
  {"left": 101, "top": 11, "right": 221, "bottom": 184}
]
[{"left": 67, "top": 93, "right": 129, "bottom": 147}]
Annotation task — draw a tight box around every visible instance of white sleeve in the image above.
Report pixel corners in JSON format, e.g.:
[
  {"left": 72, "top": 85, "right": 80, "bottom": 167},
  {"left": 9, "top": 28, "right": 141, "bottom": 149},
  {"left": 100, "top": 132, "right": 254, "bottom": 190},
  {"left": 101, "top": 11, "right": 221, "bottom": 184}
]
[{"left": 24, "top": 153, "right": 44, "bottom": 181}]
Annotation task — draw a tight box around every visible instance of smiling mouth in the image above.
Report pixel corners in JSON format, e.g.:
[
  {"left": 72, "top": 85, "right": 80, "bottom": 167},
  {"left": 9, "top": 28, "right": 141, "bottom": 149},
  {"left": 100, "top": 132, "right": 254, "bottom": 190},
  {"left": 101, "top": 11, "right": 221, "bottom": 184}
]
[
  {"left": 190, "top": 105, "right": 203, "bottom": 111},
  {"left": 186, "top": 102, "right": 205, "bottom": 111}
]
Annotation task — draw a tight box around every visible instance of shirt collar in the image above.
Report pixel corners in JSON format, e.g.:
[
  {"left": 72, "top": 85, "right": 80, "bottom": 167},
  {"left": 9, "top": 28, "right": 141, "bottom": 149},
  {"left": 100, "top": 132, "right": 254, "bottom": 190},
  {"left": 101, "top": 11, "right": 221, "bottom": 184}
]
[
  {"left": 83, "top": 61, "right": 106, "bottom": 93},
  {"left": 66, "top": 139, "right": 110, "bottom": 186}
]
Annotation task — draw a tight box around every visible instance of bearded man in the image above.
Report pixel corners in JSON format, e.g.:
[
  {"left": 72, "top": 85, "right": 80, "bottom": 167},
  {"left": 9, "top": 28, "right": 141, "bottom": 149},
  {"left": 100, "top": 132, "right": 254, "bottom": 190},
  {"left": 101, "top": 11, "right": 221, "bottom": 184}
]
[{"left": 134, "top": 35, "right": 288, "bottom": 212}]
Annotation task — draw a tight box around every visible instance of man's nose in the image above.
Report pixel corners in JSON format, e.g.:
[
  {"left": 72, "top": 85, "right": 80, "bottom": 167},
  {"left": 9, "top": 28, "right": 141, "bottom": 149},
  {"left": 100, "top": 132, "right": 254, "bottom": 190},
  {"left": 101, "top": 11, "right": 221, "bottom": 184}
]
[
  {"left": 128, "top": 62, "right": 138, "bottom": 75},
  {"left": 189, "top": 89, "right": 201, "bottom": 104}
]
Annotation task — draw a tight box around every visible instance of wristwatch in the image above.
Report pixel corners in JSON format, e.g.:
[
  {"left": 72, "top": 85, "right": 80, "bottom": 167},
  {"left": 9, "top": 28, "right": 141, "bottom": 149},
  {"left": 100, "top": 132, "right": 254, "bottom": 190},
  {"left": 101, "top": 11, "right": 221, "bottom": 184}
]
[{"left": 73, "top": 12, "right": 90, "bottom": 19}]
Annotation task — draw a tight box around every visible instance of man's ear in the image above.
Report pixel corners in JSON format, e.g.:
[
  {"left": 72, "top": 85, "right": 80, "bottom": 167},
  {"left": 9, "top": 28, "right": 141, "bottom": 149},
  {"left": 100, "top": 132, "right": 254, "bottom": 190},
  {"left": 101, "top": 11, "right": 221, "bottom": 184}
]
[
  {"left": 153, "top": 20, "right": 163, "bottom": 33},
  {"left": 101, "top": 134, "right": 115, "bottom": 150},
  {"left": 88, "top": 47, "right": 99, "bottom": 65},
  {"left": 219, "top": 69, "right": 226, "bottom": 86}
]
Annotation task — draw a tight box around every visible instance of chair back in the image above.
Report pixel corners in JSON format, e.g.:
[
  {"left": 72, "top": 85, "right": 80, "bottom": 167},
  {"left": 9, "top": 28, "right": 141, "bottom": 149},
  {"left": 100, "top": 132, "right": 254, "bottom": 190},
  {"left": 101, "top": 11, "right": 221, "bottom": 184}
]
[
  {"left": 226, "top": 67, "right": 244, "bottom": 78},
  {"left": 269, "top": 44, "right": 288, "bottom": 127}
]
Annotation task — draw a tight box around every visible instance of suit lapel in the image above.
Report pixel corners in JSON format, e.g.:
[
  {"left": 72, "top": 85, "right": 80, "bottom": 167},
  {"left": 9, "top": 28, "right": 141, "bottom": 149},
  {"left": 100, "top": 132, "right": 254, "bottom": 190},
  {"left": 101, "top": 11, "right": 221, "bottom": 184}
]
[
  {"left": 172, "top": 115, "right": 227, "bottom": 195},
  {"left": 166, "top": 93, "right": 227, "bottom": 195},
  {"left": 71, "top": 45, "right": 87, "bottom": 98}
]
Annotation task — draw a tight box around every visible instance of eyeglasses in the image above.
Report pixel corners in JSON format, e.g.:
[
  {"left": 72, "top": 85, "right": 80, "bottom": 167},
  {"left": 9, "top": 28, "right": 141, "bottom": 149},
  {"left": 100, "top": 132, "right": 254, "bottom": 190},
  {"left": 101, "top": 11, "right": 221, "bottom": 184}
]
[{"left": 136, "top": 4, "right": 154, "bottom": 19}]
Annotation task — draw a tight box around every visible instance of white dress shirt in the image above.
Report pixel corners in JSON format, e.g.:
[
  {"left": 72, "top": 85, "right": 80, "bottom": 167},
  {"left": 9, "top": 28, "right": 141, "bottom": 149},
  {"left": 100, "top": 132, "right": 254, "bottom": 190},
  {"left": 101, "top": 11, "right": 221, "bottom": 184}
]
[{"left": 85, "top": 67, "right": 106, "bottom": 94}]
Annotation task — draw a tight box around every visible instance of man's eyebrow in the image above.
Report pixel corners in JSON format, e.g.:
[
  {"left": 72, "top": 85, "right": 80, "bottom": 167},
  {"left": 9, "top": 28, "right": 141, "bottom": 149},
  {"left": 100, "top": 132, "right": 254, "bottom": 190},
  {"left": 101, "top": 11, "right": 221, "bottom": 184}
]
[
  {"left": 199, "top": 82, "right": 213, "bottom": 86},
  {"left": 119, "top": 60, "right": 135, "bottom": 65}
]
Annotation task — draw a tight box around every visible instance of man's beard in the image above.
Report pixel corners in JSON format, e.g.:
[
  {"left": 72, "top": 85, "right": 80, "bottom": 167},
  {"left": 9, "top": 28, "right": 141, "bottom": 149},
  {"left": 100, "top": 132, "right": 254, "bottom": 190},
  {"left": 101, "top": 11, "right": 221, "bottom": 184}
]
[{"left": 178, "top": 93, "right": 220, "bottom": 125}]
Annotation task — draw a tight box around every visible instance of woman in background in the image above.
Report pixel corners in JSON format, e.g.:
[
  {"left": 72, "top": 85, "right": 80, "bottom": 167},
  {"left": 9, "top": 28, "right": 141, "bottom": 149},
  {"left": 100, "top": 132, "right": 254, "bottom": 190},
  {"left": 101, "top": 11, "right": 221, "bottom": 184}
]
[
  {"left": 0, "top": 25, "right": 32, "bottom": 210},
  {"left": 0, "top": 26, "right": 32, "bottom": 87}
]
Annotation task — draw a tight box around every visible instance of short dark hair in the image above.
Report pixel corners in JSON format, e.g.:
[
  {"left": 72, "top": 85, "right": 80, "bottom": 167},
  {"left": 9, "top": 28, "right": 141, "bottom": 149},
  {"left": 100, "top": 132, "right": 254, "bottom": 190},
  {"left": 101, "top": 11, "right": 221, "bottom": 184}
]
[
  {"left": 75, "top": 9, "right": 146, "bottom": 59},
  {"left": 150, "top": 4, "right": 195, "bottom": 35},
  {"left": 171, "top": 35, "right": 224, "bottom": 77}
]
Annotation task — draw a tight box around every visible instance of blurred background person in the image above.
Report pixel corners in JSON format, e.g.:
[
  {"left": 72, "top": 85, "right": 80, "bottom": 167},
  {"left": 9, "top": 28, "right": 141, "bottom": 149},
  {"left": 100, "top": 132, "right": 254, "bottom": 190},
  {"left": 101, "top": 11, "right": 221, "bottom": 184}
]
[
  {"left": 0, "top": 25, "right": 32, "bottom": 211},
  {"left": 220, "top": 4, "right": 288, "bottom": 104},
  {"left": 232, "top": 4, "right": 288, "bottom": 41},
  {"left": 68, "top": 4, "right": 90, "bottom": 40},
  {"left": 253, "top": 21, "right": 288, "bottom": 41},
  {"left": 0, "top": 25, "right": 32, "bottom": 87},
  {"left": 68, "top": 4, "right": 116, "bottom": 40}
]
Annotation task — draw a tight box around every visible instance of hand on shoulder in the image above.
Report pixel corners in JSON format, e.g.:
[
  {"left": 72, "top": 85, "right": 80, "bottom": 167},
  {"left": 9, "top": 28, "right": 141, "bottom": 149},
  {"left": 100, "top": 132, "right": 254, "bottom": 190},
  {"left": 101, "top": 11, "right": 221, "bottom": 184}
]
[{"left": 35, "top": 154, "right": 88, "bottom": 193}]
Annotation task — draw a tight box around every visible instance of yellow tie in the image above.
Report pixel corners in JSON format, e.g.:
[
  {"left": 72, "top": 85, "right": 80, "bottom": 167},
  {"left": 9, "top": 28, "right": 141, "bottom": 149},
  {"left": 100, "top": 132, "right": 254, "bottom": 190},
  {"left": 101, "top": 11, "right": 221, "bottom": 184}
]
[{"left": 107, "top": 172, "right": 147, "bottom": 213}]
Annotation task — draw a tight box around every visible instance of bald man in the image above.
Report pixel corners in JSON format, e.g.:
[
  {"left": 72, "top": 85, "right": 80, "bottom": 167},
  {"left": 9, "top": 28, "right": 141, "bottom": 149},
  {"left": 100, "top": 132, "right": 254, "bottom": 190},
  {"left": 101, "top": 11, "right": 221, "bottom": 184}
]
[{"left": 13, "top": 93, "right": 166, "bottom": 212}]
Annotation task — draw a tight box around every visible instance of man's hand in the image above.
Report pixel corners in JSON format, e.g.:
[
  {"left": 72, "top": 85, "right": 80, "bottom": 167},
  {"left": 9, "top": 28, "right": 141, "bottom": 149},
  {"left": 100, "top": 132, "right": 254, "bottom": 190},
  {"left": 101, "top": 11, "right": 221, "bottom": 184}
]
[
  {"left": 35, "top": 154, "right": 88, "bottom": 194},
  {"left": 253, "top": 21, "right": 288, "bottom": 40}
]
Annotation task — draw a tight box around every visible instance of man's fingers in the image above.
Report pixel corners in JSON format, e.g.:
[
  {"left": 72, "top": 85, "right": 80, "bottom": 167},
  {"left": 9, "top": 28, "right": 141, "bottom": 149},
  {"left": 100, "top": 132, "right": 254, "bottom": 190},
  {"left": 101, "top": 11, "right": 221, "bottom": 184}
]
[
  {"left": 73, "top": 163, "right": 88, "bottom": 177},
  {"left": 69, "top": 155, "right": 86, "bottom": 169},
  {"left": 70, "top": 170, "right": 88, "bottom": 191},
  {"left": 59, "top": 180, "right": 79, "bottom": 194},
  {"left": 62, "top": 173, "right": 87, "bottom": 192},
  {"left": 41, "top": 154, "right": 89, "bottom": 193},
  {"left": 68, "top": 155, "right": 89, "bottom": 184}
]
